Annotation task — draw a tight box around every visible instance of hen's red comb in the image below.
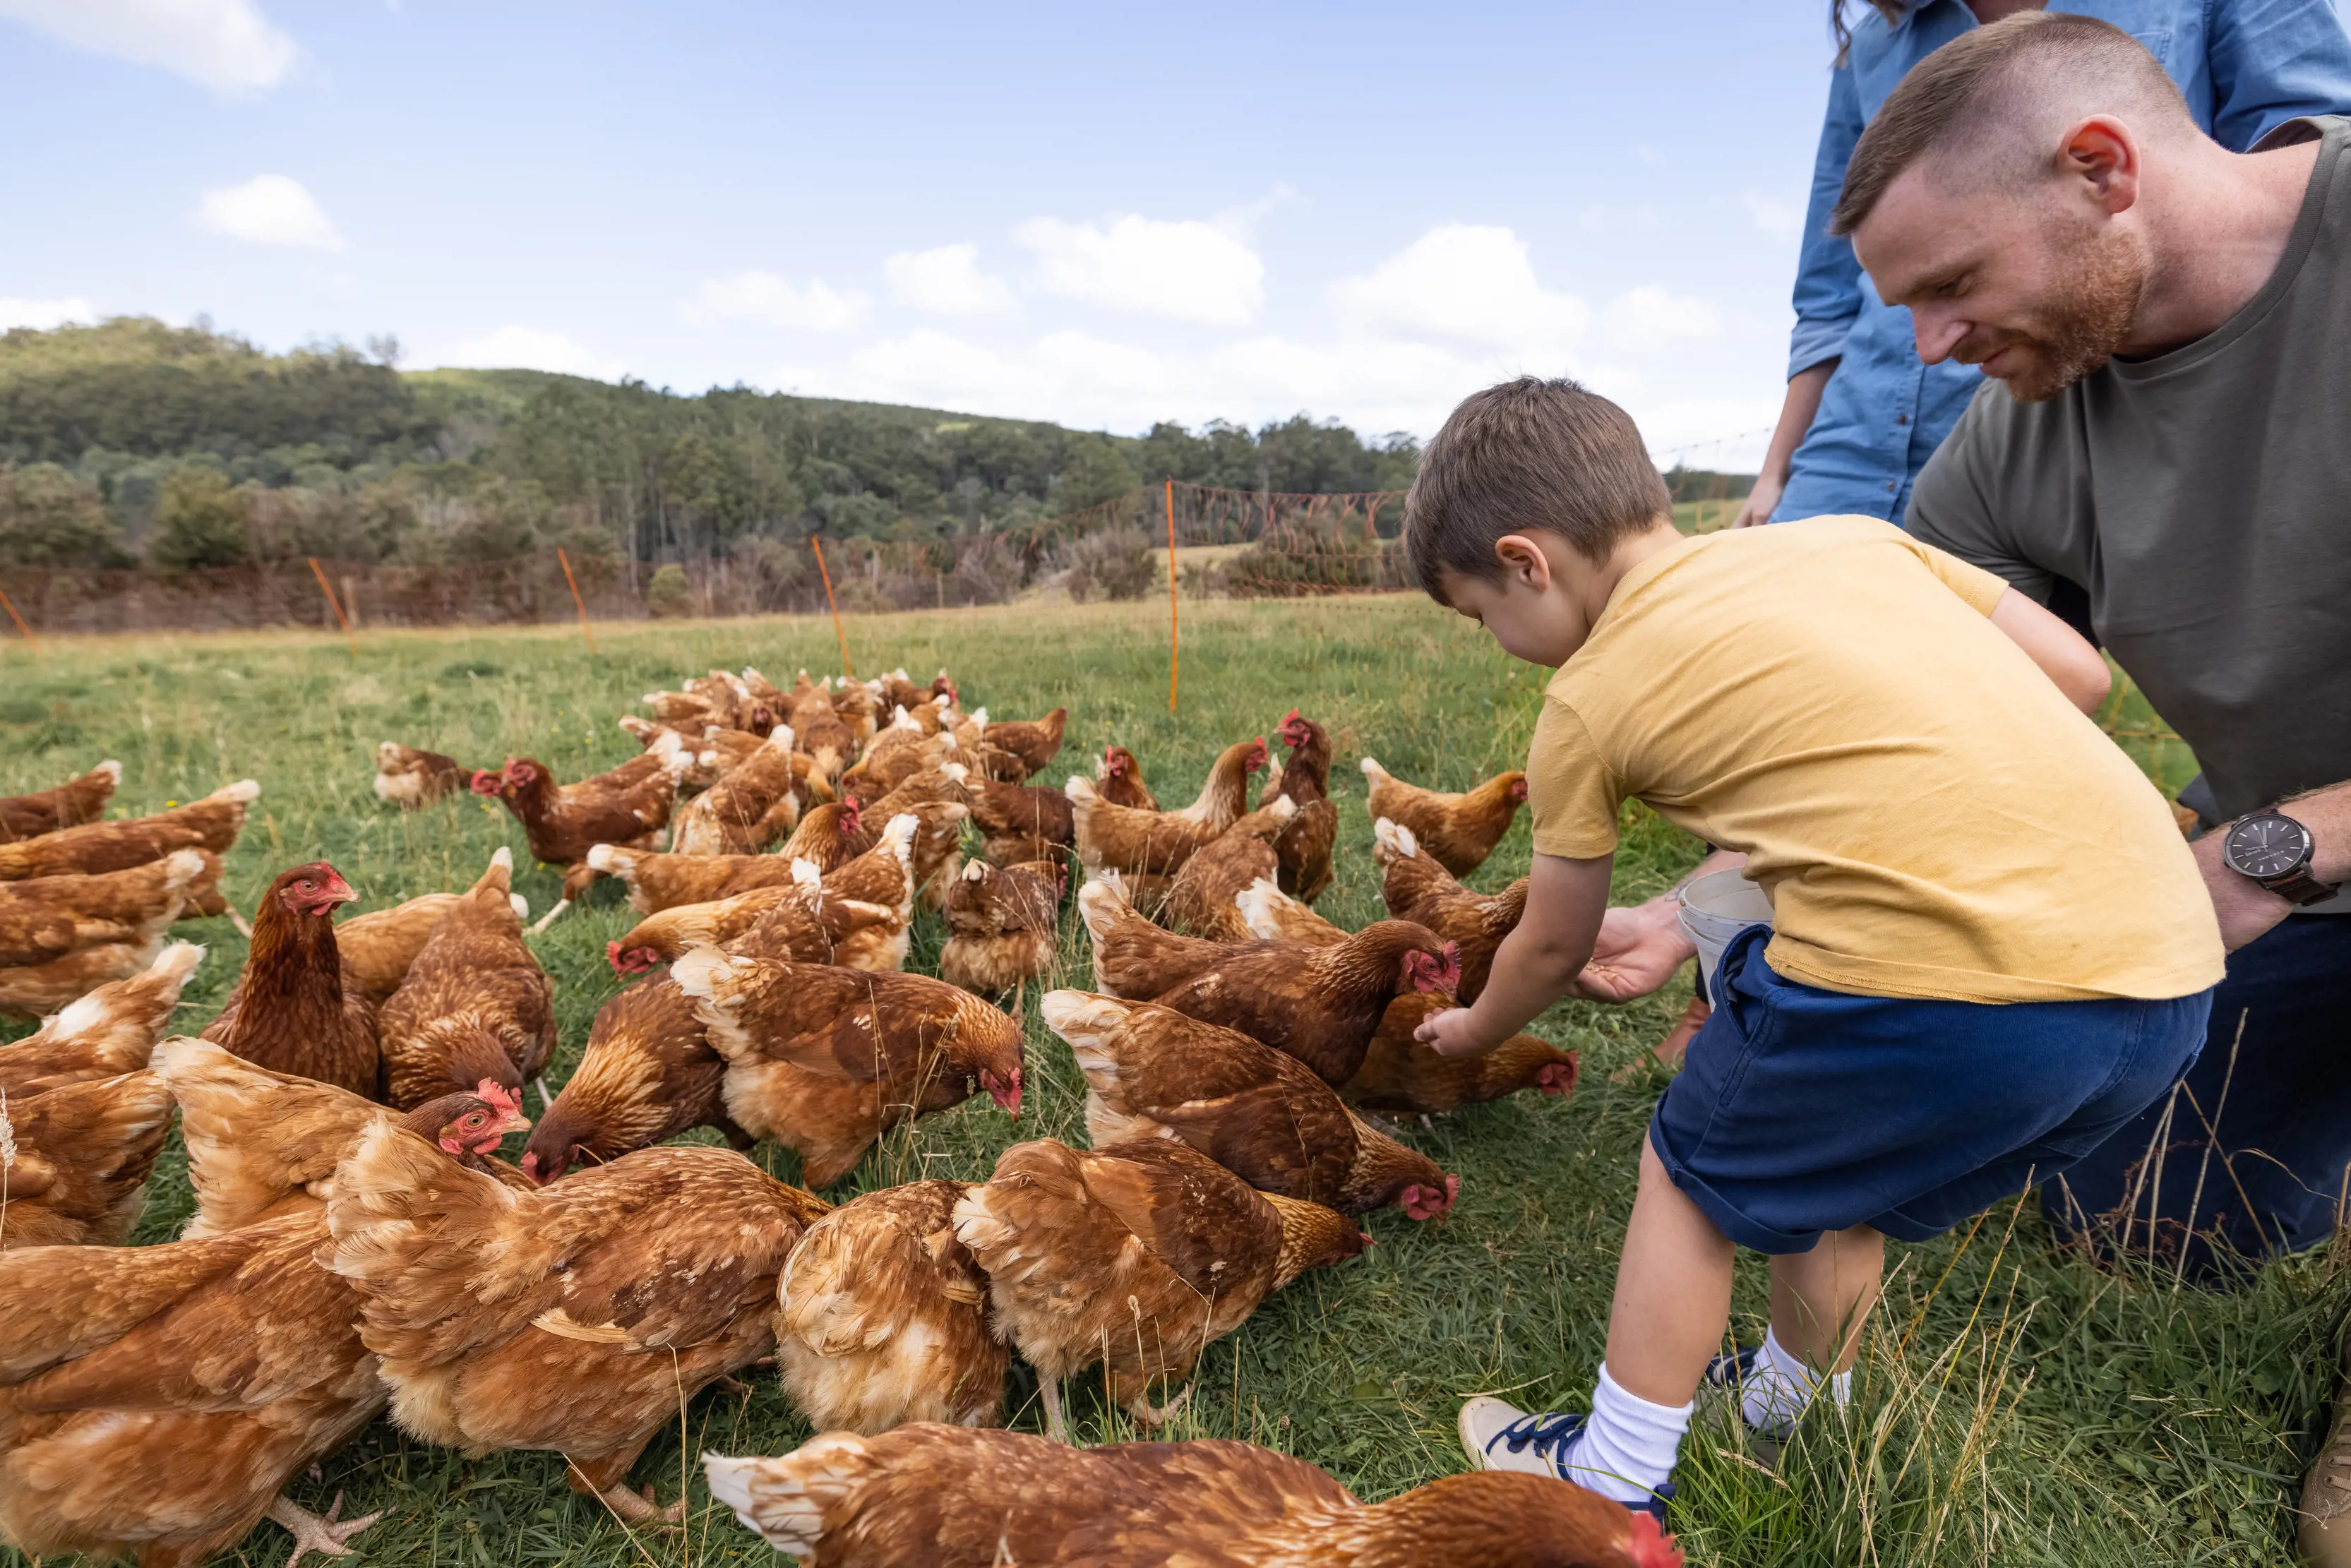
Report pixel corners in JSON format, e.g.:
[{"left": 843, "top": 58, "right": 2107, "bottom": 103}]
[
  {"left": 477, "top": 1080, "right": 522, "bottom": 1122},
  {"left": 1283, "top": 707, "right": 1302, "bottom": 725},
  {"left": 1624, "top": 1512, "right": 1682, "bottom": 1568}
]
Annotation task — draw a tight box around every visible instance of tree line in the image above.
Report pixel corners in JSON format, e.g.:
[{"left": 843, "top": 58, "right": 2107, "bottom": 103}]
[{"left": 0, "top": 318, "right": 1425, "bottom": 575}]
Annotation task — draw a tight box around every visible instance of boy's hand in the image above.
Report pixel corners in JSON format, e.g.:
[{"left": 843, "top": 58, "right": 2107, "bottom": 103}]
[{"left": 1415, "top": 1005, "right": 1499, "bottom": 1059}]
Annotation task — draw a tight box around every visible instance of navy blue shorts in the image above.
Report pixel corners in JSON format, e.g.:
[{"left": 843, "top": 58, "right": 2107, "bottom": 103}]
[{"left": 1652, "top": 926, "right": 2213, "bottom": 1255}]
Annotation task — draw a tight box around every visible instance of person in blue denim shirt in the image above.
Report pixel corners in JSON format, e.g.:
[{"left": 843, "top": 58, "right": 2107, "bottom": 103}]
[{"left": 1728, "top": 0, "right": 2351, "bottom": 531}]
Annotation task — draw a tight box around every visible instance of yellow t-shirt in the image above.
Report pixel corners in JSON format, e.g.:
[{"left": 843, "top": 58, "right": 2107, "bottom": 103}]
[{"left": 1527, "top": 515, "right": 2224, "bottom": 1004}]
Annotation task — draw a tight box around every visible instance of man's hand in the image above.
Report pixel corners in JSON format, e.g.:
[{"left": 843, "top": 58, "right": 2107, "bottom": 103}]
[
  {"left": 1569, "top": 897, "right": 1699, "bottom": 1002},
  {"left": 1729, "top": 471, "right": 1784, "bottom": 529},
  {"left": 1414, "top": 1005, "right": 1500, "bottom": 1059},
  {"left": 2193, "top": 828, "right": 2295, "bottom": 952}
]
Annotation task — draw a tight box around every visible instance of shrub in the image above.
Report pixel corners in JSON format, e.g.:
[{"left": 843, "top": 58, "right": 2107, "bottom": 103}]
[
  {"left": 146, "top": 465, "right": 251, "bottom": 570},
  {"left": 0, "top": 462, "right": 129, "bottom": 568},
  {"left": 646, "top": 563, "right": 693, "bottom": 618},
  {"left": 1064, "top": 525, "right": 1156, "bottom": 602}
]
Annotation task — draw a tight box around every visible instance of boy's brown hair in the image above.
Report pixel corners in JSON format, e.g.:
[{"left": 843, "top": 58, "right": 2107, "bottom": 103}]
[{"left": 1404, "top": 376, "right": 1670, "bottom": 598}]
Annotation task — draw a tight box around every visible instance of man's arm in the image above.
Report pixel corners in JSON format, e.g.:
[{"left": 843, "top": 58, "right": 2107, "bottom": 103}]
[
  {"left": 2196, "top": 779, "right": 2351, "bottom": 950},
  {"left": 1987, "top": 587, "right": 2111, "bottom": 714},
  {"left": 1416, "top": 851, "right": 1614, "bottom": 1058}
]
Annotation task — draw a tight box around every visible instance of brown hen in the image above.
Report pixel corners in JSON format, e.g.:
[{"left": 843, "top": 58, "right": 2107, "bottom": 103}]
[
  {"left": 1095, "top": 744, "right": 1159, "bottom": 810},
  {"left": 202, "top": 861, "right": 378, "bottom": 1098},
  {"left": 0, "top": 759, "right": 118, "bottom": 842},
  {"left": 376, "top": 848, "right": 556, "bottom": 1109},
  {"left": 1075, "top": 876, "right": 1240, "bottom": 1000},
  {"left": 1163, "top": 796, "right": 1298, "bottom": 940},
  {"left": 0, "top": 849, "right": 210, "bottom": 969},
  {"left": 1066, "top": 737, "right": 1267, "bottom": 895},
  {"left": 967, "top": 777, "right": 1075, "bottom": 867},
  {"left": 776, "top": 1180, "right": 1006, "bottom": 1435},
  {"left": 705, "top": 1425, "right": 1685, "bottom": 1568},
  {"left": 672, "top": 945, "right": 1023, "bottom": 1190},
  {"left": 520, "top": 977, "right": 748, "bottom": 1185},
  {"left": 939, "top": 858, "right": 1063, "bottom": 998},
  {"left": 974, "top": 705, "right": 1067, "bottom": 782},
  {"left": 605, "top": 873, "right": 900, "bottom": 976},
  {"left": 0, "top": 940, "right": 203, "bottom": 1097},
  {"left": 952, "top": 1137, "right": 1362, "bottom": 1440},
  {"left": 477, "top": 750, "right": 684, "bottom": 926},
  {"left": 325, "top": 1128, "right": 829, "bottom": 1522},
  {"left": 587, "top": 839, "right": 803, "bottom": 913},
  {"left": 156, "top": 1034, "right": 532, "bottom": 1236},
  {"left": 671, "top": 726, "right": 805, "bottom": 854},
  {"left": 0, "top": 779, "right": 258, "bottom": 881},
  {"left": 777, "top": 797, "right": 881, "bottom": 875},
  {"left": 1051, "top": 991, "right": 1458, "bottom": 1221},
  {"left": 0, "top": 1212, "right": 388, "bottom": 1568},
  {"left": 1374, "top": 818, "right": 1526, "bottom": 1003},
  {"left": 1358, "top": 758, "right": 1527, "bottom": 876},
  {"left": 372, "top": 741, "right": 469, "bottom": 809},
  {"left": 1147, "top": 921, "right": 1461, "bottom": 1087},
  {"left": 1341, "top": 991, "right": 1578, "bottom": 1115},
  {"left": 1262, "top": 710, "right": 1339, "bottom": 902},
  {"left": 0, "top": 1070, "right": 174, "bottom": 1248}
]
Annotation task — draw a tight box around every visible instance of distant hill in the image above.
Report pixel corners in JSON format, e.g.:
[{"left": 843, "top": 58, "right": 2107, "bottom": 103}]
[{"left": 0, "top": 318, "right": 1420, "bottom": 572}]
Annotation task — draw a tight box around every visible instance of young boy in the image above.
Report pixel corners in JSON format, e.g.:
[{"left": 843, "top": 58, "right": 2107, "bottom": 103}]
[{"left": 1408, "top": 377, "right": 2222, "bottom": 1518}]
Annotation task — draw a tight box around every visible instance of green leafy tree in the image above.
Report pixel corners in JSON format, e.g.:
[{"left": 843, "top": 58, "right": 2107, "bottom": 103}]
[
  {"left": 0, "top": 462, "right": 129, "bottom": 568},
  {"left": 1053, "top": 436, "right": 1139, "bottom": 513},
  {"left": 146, "top": 465, "right": 250, "bottom": 569}
]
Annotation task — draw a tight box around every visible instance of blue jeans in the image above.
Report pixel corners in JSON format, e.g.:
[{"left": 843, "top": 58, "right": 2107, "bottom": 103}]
[{"left": 2042, "top": 916, "right": 2351, "bottom": 1280}]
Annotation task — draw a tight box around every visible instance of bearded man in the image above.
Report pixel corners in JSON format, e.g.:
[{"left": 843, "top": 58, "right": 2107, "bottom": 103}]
[{"left": 1849, "top": 11, "right": 2351, "bottom": 1552}]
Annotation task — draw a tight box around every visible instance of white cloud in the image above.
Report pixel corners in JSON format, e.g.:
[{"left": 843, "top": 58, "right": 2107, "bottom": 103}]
[
  {"left": 0, "top": 0, "right": 297, "bottom": 93},
  {"left": 197, "top": 174, "right": 342, "bottom": 251},
  {"left": 1328, "top": 225, "right": 1587, "bottom": 354},
  {"left": 690, "top": 270, "right": 869, "bottom": 332},
  {"left": 1601, "top": 285, "right": 1722, "bottom": 353},
  {"left": 0, "top": 297, "right": 97, "bottom": 331},
  {"left": 1743, "top": 190, "right": 1804, "bottom": 239},
  {"left": 429, "top": 326, "right": 624, "bottom": 381},
  {"left": 1014, "top": 214, "right": 1264, "bottom": 327},
  {"left": 883, "top": 244, "right": 1015, "bottom": 318}
]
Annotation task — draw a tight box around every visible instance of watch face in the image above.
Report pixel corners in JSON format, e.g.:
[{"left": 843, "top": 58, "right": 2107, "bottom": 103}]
[{"left": 2226, "top": 813, "right": 2313, "bottom": 879}]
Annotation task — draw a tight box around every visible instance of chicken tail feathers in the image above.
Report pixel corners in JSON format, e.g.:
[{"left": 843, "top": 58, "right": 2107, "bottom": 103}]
[
  {"left": 704, "top": 1440, "right": 871, "bottom": 1555},
  {"left": 152, "top": 1035, "right": 378, "bottom": 1238}
]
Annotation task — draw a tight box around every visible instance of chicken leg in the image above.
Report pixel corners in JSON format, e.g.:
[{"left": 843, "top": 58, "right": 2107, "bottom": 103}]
[
  {"left": 1039, "top": 1374, "right": 1068, "bottom": 1443},
  {"left": 529, "top": 897, "right": 572, "bottom": 934},
  {"left": 568, "top": 1447, "right": 686, "bottom": 1526},
  {"left": 267, "top": 1492, "right": 383, "bottom": 1568}
]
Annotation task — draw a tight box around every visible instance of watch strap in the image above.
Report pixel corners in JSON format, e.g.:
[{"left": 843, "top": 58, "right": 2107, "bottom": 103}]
[{"left": 2261, "top": 864, "right": 2341, "bottom": 907}]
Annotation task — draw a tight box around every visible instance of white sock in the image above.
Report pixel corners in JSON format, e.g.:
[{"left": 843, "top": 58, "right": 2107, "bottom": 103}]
[
  {"left": 1740, "top": 1326, "right": 1851, "bottom": 1437},
  {"left": 1560, "top": 1365, "right": 1691, "bottom": 1505}
]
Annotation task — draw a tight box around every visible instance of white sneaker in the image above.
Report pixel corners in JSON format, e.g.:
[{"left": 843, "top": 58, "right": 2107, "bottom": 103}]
[
  {"left": 1458, "top": 1396, "right": 1588, "bottom": 1478},
  {"left": 1457, "top": 1398, "right": 1677, "bottom": 1523}
]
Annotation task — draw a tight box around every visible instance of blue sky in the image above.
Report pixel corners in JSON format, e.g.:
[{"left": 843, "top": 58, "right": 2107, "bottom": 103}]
[{"left": 0, "top": 1, "right": 1839, "bottom": 465}]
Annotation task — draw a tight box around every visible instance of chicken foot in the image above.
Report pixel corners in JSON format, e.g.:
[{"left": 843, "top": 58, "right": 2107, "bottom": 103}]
[
  {"left": 266, "top": 1491, "right": 383, "bottom": 1568},
  {"left": 529, "top": 898, "right": 573, "bottom": 935},
  {"left": 568, "top": 1447, "right": 686, "bottom": 1527},
  {"left": 1128, "top": 1384, "right": 1193, "bottom": 1429}
]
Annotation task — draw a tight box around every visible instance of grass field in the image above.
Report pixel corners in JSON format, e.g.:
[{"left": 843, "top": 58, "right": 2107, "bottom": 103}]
[{"left": 0, "top": 594, "right": 2335, "bottom": 1567}]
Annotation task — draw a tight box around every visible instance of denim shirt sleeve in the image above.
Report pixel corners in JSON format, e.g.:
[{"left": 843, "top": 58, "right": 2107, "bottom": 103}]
[
  {"left": 1787, "top": 61, "right": 1869, "bottom": 381},
  {"left": 2208, "top": 0, "right": 2351, "bottom": 150}
]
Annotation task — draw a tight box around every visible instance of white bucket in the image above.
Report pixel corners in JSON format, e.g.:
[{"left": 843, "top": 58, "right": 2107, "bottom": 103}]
[{"left": 1677, "top": 868, "right": 1775, "bottom": 998}]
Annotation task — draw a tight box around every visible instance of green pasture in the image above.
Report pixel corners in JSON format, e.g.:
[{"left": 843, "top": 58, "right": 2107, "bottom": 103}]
[{"left": 0, "top": 594, "right": 2328, "bottom": 1566}]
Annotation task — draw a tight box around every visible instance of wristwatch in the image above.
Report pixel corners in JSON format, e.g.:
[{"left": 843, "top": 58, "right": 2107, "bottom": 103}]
[{"left": 2222, "top": 808, "right": 2340, "bottom": 906}]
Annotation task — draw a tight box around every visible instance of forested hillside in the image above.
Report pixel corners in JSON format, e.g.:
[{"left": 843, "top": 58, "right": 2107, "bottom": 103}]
[{"left": 0, "top": 318, "right": 1423, "bottom": 571}]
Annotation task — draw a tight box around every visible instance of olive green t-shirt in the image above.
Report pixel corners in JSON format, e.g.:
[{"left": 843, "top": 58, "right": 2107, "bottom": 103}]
[{"left": 1908, "top": 114, "right": 2351, "bottom": 825}]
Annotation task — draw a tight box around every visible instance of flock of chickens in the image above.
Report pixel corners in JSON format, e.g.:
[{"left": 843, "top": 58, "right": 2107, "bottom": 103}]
[{"left": 0, "top": 664, "right": 1676, "bottom": 1568}]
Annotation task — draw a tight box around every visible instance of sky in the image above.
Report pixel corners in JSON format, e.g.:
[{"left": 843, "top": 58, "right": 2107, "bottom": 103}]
[{"left": 0, "top": 1, "right": 1843, "bottom": 468}]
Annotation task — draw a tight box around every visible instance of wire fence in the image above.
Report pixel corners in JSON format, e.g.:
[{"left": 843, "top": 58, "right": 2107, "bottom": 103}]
[{"left": 0, "top": 477, "right": 1431, "bottom": 638}]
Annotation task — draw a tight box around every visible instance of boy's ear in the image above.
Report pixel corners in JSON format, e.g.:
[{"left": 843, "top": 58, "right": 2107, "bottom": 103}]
[{"left": 1493, "top": 534, "right": 1554, "bottom": 592}]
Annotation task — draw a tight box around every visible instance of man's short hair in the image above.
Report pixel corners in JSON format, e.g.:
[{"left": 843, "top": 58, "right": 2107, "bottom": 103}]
[
  {"left": 1404, "top": 377, "right": 1670, "bottom": 597},
  {"left": 1831, "top": 12, "right": 2191, "bottom": 236}
]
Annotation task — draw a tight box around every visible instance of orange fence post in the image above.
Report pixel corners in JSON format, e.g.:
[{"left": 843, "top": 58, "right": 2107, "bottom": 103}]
[
  {"left": 0, "top": 585, "right": 39, "bottom": 654},
  {"left": 307, "top": 556, "right": 357, "bottom": 656},
  {"left": 1164, "top": 479, "right": 1180, "bottom": 714},
  {"left": 555, "top": 548, "right": 597, "bottom": 653},
  {"left": 811, "top": 535, "right": 854, "bottom": 678}
]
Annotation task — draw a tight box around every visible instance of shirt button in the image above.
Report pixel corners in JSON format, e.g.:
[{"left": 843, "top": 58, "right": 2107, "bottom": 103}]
[
  {"left": 1896, "top": 414, "right": 1908, "bottom": 426},
  {"left": 1886, "top": 481, "right": 1897, "bottom": 491}
]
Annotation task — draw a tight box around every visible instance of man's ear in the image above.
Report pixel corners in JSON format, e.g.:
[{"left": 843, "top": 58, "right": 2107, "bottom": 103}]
[
  {"left": 1494, "top": 534, "right": 1554, "bottom": 592},
  {"left": 2058, "top": 114, "right": 2140, "bottom": 215}
]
